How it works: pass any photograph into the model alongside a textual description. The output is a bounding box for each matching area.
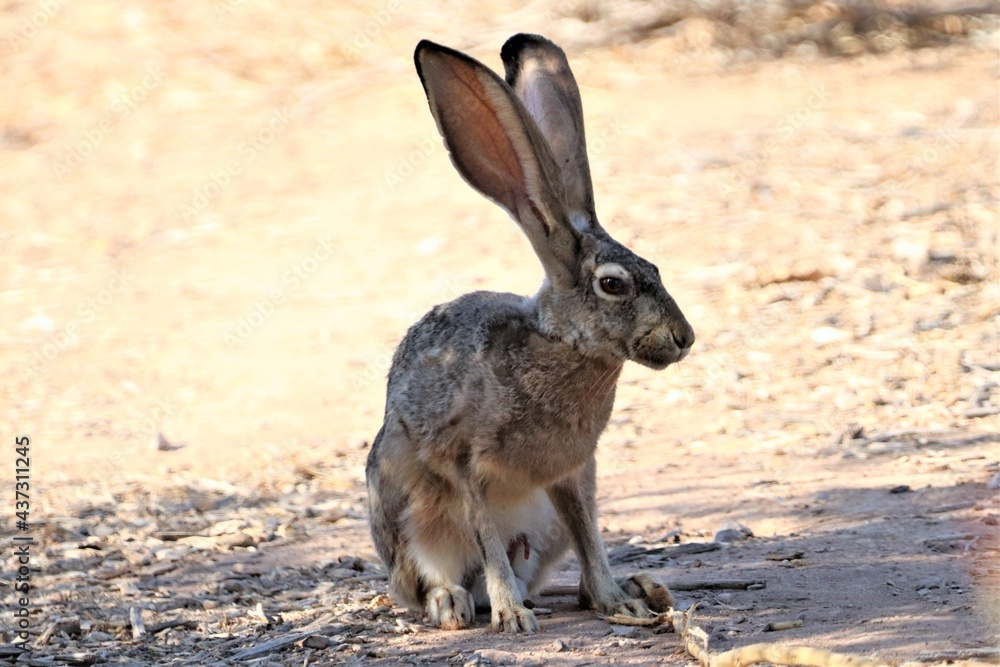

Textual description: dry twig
[914,647,1000,663]
[672,605,889,667]
[765,619,805,632]
[541,578,765,598]
[229,613,338,661]
[128,607,146,641]
[601,612,673,627]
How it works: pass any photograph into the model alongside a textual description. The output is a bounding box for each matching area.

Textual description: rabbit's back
[387,290,529,389]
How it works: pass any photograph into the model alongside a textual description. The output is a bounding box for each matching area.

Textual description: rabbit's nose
[671,319,695,351]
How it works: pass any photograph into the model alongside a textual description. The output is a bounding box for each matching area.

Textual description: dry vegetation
[1,1,998,665]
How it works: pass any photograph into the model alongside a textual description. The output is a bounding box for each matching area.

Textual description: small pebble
[889,485,911,494]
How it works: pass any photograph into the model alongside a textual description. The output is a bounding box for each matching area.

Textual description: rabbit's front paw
[427,585,475,631]
[492,604,538,633]
[619,572,674,613]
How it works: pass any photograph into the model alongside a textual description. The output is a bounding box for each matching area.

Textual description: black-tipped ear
[414,39,581,290]
[501,34,599,232]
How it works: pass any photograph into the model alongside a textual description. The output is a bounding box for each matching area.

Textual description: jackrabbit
[366,33,694,633]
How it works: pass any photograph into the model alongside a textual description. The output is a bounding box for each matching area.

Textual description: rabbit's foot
[427,585,475,631]
[619,572,674,613]
[582,576,654,619]
[602,596,654,619]
[492,602,538,633]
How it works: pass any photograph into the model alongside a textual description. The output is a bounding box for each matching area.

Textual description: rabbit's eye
[598,276,627,296]
[594,263,631,300]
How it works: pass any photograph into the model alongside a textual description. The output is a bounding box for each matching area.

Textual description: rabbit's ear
[501,34,600,233]
[415,40,580,291]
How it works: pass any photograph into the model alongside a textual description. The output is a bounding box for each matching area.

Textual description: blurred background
[3,0,996,493]
[1,0,999,662]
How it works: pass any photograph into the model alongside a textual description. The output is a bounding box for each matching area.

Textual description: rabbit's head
[416,34,693,370]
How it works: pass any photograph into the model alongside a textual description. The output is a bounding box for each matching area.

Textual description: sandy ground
[1,2,999,665]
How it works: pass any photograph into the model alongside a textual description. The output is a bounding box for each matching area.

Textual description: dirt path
[2,2,998,665]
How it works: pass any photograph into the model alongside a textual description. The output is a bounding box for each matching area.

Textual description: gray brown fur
[366,33,693,633]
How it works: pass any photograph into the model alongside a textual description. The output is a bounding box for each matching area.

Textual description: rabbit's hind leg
[367,425,478,630]
[408,504,481,630]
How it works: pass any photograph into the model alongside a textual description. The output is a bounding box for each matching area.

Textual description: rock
[466,649,517,665]
[552,638,570,652]
[610,624,637,638]
[208,519,245,536]
[810,326,850,346]
[298,635,328,649]
[713,523,753,543]
[152,546,188,562]
[51,616,83,638]
[176,536,217,550]
[892,234,931,273]
[216,532,254,549]
[118,581,141,596]
[154,432,183,451]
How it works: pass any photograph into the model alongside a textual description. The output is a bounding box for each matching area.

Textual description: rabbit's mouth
[631,324,693,370]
